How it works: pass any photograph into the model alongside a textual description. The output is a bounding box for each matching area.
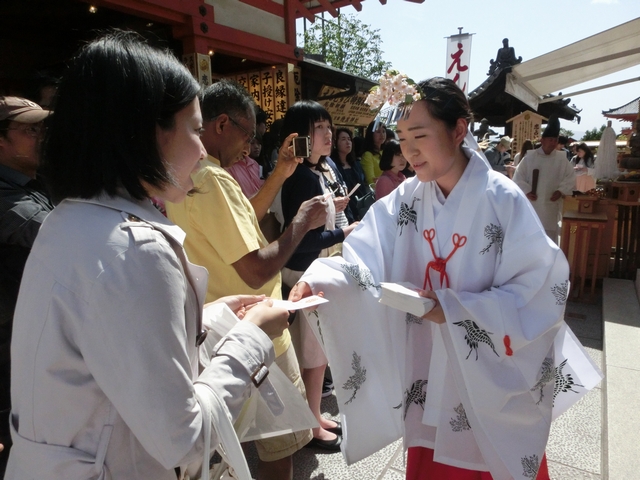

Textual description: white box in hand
[378,282,436,317]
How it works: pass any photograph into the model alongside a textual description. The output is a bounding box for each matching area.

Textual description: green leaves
[581,125,607,141]
[301,14,392,81]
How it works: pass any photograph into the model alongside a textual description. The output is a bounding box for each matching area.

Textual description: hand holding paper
[271,295,328,311]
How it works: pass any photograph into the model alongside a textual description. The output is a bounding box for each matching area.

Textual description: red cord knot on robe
[423,229,467,290]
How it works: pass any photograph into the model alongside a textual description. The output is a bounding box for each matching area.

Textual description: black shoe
[304,435,342,452]
[322,377,334,397]
[326,421,342,436]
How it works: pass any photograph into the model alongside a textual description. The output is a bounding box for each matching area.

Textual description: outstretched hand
[293,195,329,232]
[242,299,291,338]
[207,294,266,319]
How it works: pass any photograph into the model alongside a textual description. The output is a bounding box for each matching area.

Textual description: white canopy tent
[505,17,640,110]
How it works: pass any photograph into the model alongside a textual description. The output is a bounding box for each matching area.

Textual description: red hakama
[406,447,550,480]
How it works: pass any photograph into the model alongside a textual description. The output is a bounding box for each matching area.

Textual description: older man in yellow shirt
[167,80,328,480]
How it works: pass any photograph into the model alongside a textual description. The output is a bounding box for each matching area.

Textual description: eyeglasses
[228,116,256,143]
[1,126,41,137]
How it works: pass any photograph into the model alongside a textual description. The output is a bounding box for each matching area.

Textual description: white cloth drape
[595,124,619,180]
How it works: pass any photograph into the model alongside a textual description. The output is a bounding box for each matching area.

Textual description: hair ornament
[365,70,423,127]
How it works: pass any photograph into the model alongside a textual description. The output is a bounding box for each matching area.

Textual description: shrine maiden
[290,77,601,480]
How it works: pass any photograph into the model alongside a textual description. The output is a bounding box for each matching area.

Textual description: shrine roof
[602,96,640,122]
[467,66,581,127]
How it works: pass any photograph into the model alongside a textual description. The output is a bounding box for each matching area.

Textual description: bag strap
[195,383,252,480]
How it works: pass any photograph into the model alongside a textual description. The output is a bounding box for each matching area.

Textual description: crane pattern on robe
[449,403,471,432]
[554,359,583,401]
[551,280,569,305]
[342,263,380,291]
[343,351,367,405]
[479,223,504,255]
[397,197,420,236]
[453,319,500,360]
[393,379,428,420]
[521,453,540,479]
[530,357,554,405]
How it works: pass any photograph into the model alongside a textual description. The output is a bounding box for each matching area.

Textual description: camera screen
[293,136,310,158]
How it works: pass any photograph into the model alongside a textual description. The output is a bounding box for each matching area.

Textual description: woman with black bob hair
[279,100,357,451]
[7,31,289,480]
[290,76,599,479]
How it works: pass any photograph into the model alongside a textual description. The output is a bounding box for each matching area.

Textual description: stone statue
[487,38,522,76]
[473,118,497,141]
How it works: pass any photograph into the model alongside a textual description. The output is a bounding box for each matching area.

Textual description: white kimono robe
[299,149,601,480]
[512,148,575,242]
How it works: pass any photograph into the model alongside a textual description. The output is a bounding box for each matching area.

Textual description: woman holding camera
[279,101,357,451]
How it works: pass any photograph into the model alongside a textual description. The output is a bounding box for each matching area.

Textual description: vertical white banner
[445,34,472,95]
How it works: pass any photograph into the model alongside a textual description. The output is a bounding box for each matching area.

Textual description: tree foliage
[581,125,607,141]
[301,14,392,81]
[559,128,574,139]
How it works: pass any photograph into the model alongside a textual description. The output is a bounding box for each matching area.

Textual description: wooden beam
[314,0,339,17]
[177,16,300,64]
[85,0,188,24]
[238,0,284,18]
[295,0,315,22]
[305,0,362,14]
[284,0,297,46]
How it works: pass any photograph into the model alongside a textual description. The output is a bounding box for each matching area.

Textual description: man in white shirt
[513,115,576,244]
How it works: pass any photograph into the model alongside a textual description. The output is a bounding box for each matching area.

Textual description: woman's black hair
[576,142,595,167]
[362,120,385,155]
[353,135,365,159]
[331,127,356,167]
[385,127,397,143]
[379,140,403,171]
[43,30,201,201]
[416,77,473,131]
[280,100,332,171]
[519,139,534,158]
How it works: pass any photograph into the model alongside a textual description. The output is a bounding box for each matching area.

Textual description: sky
[297,0,640,139]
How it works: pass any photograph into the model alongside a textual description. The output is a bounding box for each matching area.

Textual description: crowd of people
[0,31,601,480]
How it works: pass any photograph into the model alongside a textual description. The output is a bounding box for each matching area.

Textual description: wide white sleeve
[82,233,274,470]
[298,198,408,464]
